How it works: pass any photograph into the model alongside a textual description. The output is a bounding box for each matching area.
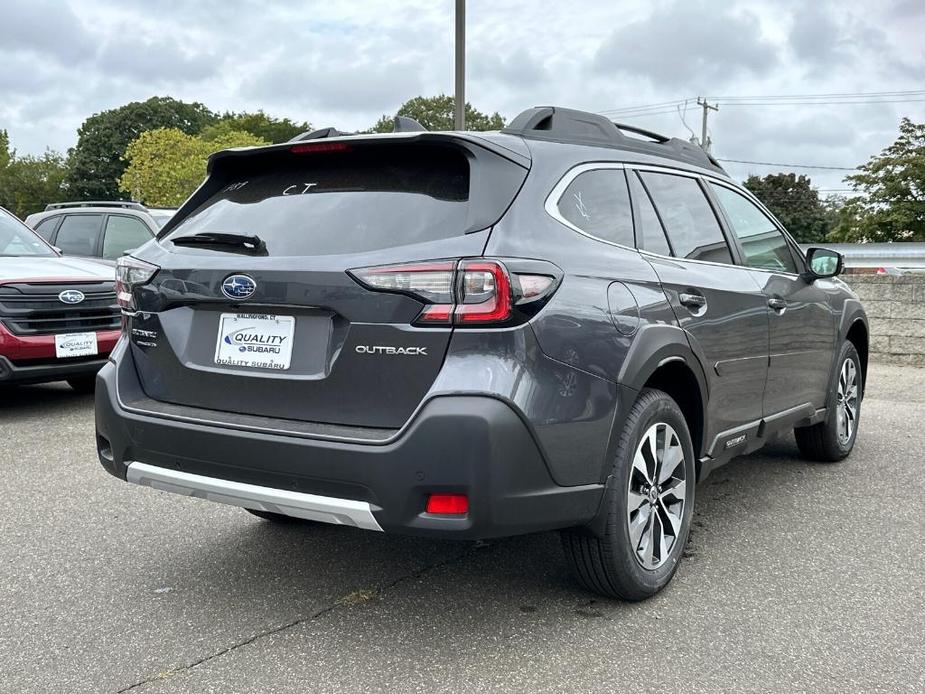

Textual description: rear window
[165,144,472,256]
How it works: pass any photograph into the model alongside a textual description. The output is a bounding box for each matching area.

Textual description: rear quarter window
[555,168,634,247]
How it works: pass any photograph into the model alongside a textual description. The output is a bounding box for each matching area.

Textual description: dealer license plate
[214,313,295,371]
[55,332,98,359]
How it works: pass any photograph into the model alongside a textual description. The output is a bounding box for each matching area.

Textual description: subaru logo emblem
[221,274,257,300]
[58,289,85,304]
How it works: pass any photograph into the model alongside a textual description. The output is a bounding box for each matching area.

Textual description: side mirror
[803,247,843,281]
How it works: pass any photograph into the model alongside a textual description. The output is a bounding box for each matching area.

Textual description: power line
[598,90,925,116]
[717,158,857,171]
[716,99,925,107]
[706,89,925,101]
[598,99,688,115]
[611,108,692,120]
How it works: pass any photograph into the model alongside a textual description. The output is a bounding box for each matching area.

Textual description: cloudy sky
[2,0,923,191]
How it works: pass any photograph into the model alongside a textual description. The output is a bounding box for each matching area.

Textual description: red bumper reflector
[426,493,469,515]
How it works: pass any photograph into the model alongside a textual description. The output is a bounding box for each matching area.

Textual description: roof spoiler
[502,106,725,173]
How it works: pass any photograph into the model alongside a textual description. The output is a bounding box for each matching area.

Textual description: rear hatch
[127,135,528,429]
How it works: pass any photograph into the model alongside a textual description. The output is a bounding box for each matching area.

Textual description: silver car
[24,202,175,261]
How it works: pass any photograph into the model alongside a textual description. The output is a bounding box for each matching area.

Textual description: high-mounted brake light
[115,256,159,312]
[290,142,351,154]
[348,259,558,327]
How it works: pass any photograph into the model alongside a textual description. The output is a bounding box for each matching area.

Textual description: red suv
[0,206,121,391]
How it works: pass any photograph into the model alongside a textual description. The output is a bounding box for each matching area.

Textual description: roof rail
[392,116,427,133]
[45,201,146,212]
[289,127,351,142]
[501,106,725,174]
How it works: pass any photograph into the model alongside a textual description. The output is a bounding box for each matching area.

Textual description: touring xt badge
[355,345,428,356]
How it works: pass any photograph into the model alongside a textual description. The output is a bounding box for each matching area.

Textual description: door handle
[679,292,707,309]
[768,297,787,311]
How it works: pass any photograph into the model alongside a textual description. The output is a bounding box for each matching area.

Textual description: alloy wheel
[626,422,687,570]
[836,358,859,445]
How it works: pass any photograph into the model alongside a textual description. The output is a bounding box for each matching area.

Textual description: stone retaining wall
[843,274,925,366]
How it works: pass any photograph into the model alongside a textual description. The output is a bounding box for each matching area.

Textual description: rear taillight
[455,261,512,324]
[115,256,159,312]
[349,259,557,327]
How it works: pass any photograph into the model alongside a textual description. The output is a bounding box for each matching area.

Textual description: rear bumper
[126,462,383,531]
[95,348,605,540]
[0,324,119,384]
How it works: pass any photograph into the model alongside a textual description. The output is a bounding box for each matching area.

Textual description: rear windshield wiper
[170,232,267,254]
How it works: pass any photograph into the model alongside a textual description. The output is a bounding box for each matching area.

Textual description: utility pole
[696,97,718,153]
[454,0,466,130]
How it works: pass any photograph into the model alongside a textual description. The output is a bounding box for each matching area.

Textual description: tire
[794,341,862,463]
[66,375,97,394]
[245,508,313,524]
[561,388,696,601]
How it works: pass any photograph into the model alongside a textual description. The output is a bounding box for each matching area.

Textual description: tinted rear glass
[165,145,471,256]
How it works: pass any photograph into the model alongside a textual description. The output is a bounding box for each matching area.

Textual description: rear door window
[55,214,103,256]
[640,172,733,265]
[709,184,799,274]
[34,217,60,242]
[102,215,152,260]
[165,144,477,256]
[555,168,634,247]
[629,172,671,256]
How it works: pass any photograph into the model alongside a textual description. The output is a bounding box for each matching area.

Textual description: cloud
[789,4,846,66]
[97,35,218,84]
[470,47,549,89]
[593,1,778,90]
[0,0,921,197]
[243,56,424,114]
[2,1,96,64]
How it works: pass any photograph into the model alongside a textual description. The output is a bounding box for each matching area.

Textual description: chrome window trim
[544,160,804,276]
[628,164,748,271]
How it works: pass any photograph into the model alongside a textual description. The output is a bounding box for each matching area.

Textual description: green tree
[0,153,69,219]
[743,173,832,243]
[118,127,267,207]
[369,95,505,133]
[66,96,217,201]
[0,131,69,218]
[210,111,310,143]
[0,130,10,169]
[830,117,925,242]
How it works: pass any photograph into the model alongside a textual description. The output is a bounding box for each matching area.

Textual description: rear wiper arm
[170,232,266,253]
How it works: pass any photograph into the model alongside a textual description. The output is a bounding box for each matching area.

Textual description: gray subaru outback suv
[95,107,868,599]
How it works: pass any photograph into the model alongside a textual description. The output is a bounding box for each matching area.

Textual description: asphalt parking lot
[1,363,923,694]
